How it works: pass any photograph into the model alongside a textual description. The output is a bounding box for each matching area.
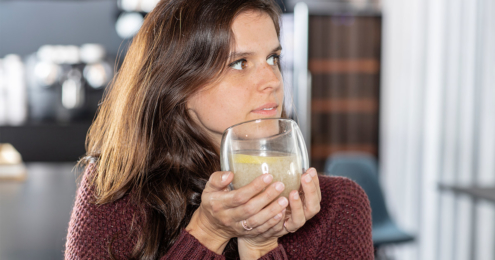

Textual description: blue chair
[324,153,414,247]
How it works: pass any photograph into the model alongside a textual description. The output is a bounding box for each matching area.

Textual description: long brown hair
[80,0,282,259]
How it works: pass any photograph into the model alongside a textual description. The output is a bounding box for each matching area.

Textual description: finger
[307,168,321,200]
[301,170,321,219]
[235,180,285,215]
[271,207,287,234]
[249,207,287,236]
[242,196,288,230]
[225,174,274,208]
[284,190,305,233]
[269,207,288,234]
[204,171,233,193]
[231,181,284,221]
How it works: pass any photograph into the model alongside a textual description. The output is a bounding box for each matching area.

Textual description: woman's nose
[255,63,282,92]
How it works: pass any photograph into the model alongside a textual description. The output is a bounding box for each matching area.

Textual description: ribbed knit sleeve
[65,166,141,259]
[279,175,374,259]
[164,231,288,259]
[323,176,374,259]
[162,230,225,259]
[258,244,288,260]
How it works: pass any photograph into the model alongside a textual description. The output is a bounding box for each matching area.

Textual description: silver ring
[241,220,253,231]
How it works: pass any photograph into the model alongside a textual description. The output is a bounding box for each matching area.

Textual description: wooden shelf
[311,144,378,160]
[309,59,380,74]
[312,98,378,113]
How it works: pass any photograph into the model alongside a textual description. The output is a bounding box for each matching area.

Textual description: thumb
[204,171,233,192]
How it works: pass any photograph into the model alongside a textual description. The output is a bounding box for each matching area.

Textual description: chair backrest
[324,153,390,226]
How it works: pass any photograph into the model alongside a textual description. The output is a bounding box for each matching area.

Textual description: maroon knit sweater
[65,166,373,259]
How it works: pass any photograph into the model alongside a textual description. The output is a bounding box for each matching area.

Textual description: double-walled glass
[220,118,309,199]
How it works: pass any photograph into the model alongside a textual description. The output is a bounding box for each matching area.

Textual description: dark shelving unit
[0,122,91,162]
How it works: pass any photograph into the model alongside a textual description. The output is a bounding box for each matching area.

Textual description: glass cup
[220,118,309,199]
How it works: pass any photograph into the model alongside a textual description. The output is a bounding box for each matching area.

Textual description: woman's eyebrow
[229,45,282,60]
[271,45,282,53]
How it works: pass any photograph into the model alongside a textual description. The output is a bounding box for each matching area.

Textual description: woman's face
[187,11,284,147]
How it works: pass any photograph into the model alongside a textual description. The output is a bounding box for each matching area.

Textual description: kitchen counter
[0,163,80,260]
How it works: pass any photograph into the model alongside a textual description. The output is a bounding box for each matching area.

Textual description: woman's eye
[267,55,280,66]
[230,59,247,70]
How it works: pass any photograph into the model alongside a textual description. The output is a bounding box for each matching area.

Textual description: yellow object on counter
[0,143,27,181]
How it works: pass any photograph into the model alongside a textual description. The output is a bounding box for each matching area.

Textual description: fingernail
[305,174,312,183]
[309,168,317,177]
[222,172,230,182]
[275,182,285,191]
[278,197,288,207]
[274,213,282,220]
[263,174,273,184]
[293,192,299,200]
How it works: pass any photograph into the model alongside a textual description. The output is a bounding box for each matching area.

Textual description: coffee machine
[25,44,113,123]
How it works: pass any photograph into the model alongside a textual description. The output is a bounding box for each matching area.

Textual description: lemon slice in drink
[232,154,281,164]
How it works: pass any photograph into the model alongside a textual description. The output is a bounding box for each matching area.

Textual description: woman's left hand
[283,167,322,232]
[238,167,322,258]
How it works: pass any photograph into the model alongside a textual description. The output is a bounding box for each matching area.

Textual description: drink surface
[231,151,302,199]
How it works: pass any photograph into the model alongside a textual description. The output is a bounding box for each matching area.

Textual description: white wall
[380,0,495,259]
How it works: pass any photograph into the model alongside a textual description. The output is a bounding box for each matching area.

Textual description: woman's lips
[251,103,278,116]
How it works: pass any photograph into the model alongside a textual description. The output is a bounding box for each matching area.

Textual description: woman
[65,0,373,259]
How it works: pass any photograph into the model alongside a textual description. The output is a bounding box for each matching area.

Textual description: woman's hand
[284,167,322,232]
[237,168,322,259]
[185,171,288,254]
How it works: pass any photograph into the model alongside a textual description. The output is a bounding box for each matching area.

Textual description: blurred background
[0,0,493,259]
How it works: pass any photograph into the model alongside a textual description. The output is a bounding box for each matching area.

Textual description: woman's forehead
[230,11,279,54]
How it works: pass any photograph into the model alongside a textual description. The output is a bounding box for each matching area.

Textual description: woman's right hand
[185,171,288,254]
